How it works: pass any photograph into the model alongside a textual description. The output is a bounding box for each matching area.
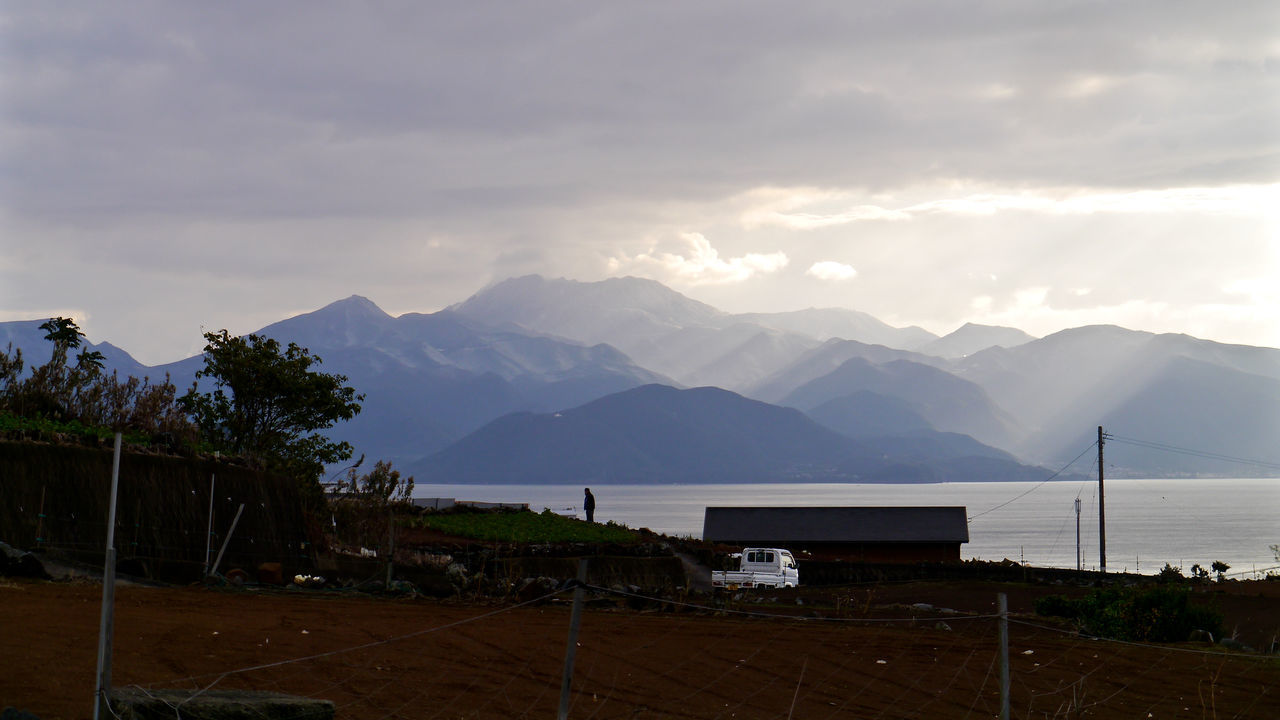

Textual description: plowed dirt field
[2,578,1277,719]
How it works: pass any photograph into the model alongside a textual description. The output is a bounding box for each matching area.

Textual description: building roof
[703,506,969,544]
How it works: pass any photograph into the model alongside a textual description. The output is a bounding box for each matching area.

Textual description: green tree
[39,317,85,359]
[21,317,106,420]
[2,318,195,448]
[180,330,363,484]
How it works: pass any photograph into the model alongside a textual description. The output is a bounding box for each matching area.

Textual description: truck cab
[711,547,799,589]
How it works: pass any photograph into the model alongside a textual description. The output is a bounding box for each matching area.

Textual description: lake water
[414,478,1280,578]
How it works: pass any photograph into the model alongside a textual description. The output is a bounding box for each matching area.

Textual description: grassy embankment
[409,508,638,544]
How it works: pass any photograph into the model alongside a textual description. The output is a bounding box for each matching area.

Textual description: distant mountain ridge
[921,323,1035,358]
[4,274,1278,480]
[451,275,942,390]
[408,384,1059,484]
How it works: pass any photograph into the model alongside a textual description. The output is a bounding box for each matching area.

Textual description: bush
[1035,585,1222,643]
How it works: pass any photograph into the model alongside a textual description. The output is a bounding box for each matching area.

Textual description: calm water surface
[414,478,1279,577]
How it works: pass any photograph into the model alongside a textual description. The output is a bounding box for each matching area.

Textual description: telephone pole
[1098,426,1106,574]
[1075,497,1082,572]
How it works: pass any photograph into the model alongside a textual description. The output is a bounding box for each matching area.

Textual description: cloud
[742,184,1280,229]
[1,2,1276,358]
[609,233,789,286]
[806,261,857,281]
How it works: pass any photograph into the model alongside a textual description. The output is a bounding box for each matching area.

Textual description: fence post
[998,592,1010,720]
[385,506,395,588]
[93,432,123,720]
[557,558,589,720]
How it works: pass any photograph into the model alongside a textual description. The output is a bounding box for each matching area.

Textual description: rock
[257,562,284,585]
[911,603,934,611]
[387,580,416,594]
[934,622,952,632]
[1188,629,1214,644]
[515,576,557,603]
[445,563,469,590]
[1219,637,1254,652]
[0,542,49,580]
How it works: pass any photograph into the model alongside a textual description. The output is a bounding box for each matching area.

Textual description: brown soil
[3,577,1277,720]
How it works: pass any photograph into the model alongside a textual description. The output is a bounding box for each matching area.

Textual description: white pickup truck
[711,548,799,589]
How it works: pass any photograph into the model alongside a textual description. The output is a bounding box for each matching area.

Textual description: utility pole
[1074,497,1081,572]
[1098,426,1106,574]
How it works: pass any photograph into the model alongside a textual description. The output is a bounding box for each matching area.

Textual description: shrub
[1034,585,1222,643]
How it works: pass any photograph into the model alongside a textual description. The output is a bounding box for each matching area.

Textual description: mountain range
[4,274,1278,482]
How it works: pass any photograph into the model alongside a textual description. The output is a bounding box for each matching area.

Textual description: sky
[2,2,1278,366]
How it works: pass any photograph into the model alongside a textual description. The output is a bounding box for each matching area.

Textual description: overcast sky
[2,2,1277,365]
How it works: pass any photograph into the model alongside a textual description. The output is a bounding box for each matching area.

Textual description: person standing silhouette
[583,487,596,523]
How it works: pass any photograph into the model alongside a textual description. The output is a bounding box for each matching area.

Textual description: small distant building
[413,497,458,511]
[703,506,969,563]
[412,498,530,511]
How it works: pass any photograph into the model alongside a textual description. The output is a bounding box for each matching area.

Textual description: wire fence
[97,583,1278,720]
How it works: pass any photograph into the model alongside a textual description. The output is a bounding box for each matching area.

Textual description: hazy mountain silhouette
[119,295,670,464]
[409,384,1057,484]
[734,308,936,349]
[5,276,1277,479]
[747,338,928,403]
[779,357,1015,449]
[805,390,933,437]
[921,323,1035,358]
[451,275,934,389]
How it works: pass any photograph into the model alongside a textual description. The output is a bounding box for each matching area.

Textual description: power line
[968,443,1097,522]
[1107,434,1280,471]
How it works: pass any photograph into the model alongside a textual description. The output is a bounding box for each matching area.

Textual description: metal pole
[998,592,1010,720]
[209,504,245,578]
[1075,497,1081,572]
[1098,426,1106,573]
[385,506,395,588]
[203,472,216,576]
[93,433,123,720]
[557,559,589,720]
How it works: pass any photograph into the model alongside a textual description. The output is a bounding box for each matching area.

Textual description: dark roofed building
[703,506,969,563]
